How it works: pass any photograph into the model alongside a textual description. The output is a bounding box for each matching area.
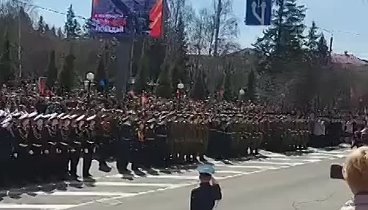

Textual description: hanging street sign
[245,0,272,26]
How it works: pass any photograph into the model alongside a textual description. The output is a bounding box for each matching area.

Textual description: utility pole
[213,0,222,57]
[18,3,22,79]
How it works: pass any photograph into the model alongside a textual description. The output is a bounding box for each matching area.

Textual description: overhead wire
[7,0,368,38]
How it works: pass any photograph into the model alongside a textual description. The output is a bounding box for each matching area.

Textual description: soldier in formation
[0,105,347,188]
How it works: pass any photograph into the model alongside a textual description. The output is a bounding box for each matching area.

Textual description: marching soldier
[155,115,168,167]
[0,113,13,187]
[96,115,112,173]
[143,118,156,168]
[80,115,95,179]
[27,112,40,182]
[45,113,59,179]
[57,113,70,180]
[116,115,134,173]
[68,114,81,180]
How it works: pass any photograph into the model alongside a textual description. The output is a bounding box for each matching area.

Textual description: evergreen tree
[59,53,76,92]
[247,70,256,101]
[317,33,329,65]
[191,70,207,100]
[37,15,45,33]
[156,63,173,98]
[0,37,13,84]
[45,24,50,33]
[172,15,189,86]
[306,21,319,51]
[223,70,234,101]
[253,0,307,71]
[136,53,150,93]
[64,4,81,39]
[95,57,106,91]
[46,50,58,89]
[57,27,64,39]
[305,21,320,62]
[51,26,57,37]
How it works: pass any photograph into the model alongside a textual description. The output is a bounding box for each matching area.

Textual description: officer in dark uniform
[116,115,133,173]
[190,165,222,210]
[83,115,96,179]
[27,112,40,182]
[12,112,29,184]
[58,113,71,180]
[95,114,112,173]
[69,114,81,180]
[0,113,13,187]
[32,114,48,180]
[143,118,156,168]
[45,113,59,180]
[155,115,168,167]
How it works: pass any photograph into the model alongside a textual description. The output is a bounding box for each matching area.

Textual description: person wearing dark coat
[190,165,222,210]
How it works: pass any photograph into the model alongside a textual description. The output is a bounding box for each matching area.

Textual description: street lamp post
[177,82,184,109]
[239,88,245,101]
[86,72,95,101]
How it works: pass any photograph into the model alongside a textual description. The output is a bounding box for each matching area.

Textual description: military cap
[57,113,66,119]
[28,112,38,119]
[1,116,12,125]
[0,110,6,117]
[86,115,96,121]
[69,114,78,120]
[11,112,21,118]
[76,115,85,122]
[19,113,28,120]
[147,118,156,123]
[1,121,10,128]
[43,114,52,119]
[49,113,58,120]
[121,116,129,122]
[61,115,70,120]
[34,114,44,121]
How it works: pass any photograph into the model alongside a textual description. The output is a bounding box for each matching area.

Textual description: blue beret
[197,164,215,175]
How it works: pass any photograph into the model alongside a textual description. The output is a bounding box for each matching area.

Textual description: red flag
[150,0,163,38]
[38,77,47,96]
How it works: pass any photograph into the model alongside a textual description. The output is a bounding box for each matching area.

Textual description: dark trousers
[115,140,131,172]
[131,141,141,170]
[155,137,167,167]
[96,144,109,167]
[69,149,80,177]
[82,148,93,177]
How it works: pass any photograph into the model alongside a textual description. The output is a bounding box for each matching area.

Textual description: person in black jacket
[190,165,222,210]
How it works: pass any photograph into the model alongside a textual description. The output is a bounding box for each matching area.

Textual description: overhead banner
[91,0,163,37]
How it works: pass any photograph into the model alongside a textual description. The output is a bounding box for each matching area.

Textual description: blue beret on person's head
[197,164,215,175]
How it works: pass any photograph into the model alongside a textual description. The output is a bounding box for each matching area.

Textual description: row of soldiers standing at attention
[0,105,317,187]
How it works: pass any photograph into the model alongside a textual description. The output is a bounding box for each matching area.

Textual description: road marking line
[216,170,244,174]
[84,181,180,187]
[305,155,332,159]
[216,165,278,170]
[108,174,199,180]
[267,157,320,163]
[33,191,137,197]
[246,161,305,166]
[0,204,77,209]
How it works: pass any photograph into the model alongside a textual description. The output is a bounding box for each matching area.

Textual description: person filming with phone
[332,146,368,210]
[190,164,222,210]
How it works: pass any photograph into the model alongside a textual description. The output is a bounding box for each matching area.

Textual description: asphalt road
[0,148,352,210]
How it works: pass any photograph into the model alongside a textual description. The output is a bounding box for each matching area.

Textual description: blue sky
[34,0,368,58]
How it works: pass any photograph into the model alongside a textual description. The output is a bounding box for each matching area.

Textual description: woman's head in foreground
[344,146,368,194]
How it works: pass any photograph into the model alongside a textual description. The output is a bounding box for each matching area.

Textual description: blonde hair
[344,146,368,194]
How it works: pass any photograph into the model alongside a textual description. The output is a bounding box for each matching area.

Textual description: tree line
[0,0,366,109]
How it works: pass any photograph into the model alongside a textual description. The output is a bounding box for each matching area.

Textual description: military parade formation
[0,86,359,188]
